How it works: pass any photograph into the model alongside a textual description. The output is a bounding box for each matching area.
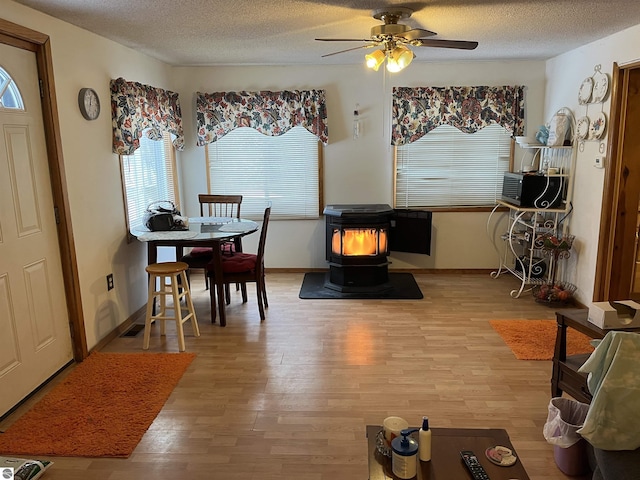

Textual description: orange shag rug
[490,319,595,360]
[0,351,195,458]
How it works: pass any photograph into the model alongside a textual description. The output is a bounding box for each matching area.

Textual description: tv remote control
[460,450,490,480]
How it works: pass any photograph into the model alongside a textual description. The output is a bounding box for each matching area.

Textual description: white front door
[0,43,73,417]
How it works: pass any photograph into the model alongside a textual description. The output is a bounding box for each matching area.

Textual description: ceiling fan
[315,7,478,72]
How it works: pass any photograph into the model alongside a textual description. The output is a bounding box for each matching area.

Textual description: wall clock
[78,87,100,120]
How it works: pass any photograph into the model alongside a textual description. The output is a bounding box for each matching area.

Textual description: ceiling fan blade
[414,39,479,50]
[399,28,437,41]
[321,44,378,57]
[316,38,372,42]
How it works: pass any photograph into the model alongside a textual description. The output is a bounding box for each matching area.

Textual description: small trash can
[543,397,591,476]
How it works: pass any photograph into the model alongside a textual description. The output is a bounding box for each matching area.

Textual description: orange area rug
[490,319,594,360]
[0,351,195,458]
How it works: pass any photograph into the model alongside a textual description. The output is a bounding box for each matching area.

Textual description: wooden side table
[551,308,640,402]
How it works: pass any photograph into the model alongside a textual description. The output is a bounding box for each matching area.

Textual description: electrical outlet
[595,156,605,169]
[107,273,114,291]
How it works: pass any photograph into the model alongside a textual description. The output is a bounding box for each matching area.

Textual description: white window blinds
[395,124,512,208]
[120,132,178,230]
[207,126,321,219]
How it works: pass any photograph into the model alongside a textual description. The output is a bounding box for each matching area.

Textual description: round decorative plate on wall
[592,72,609,103]
[576,116,590,140]
[578,77,593,105]
[78,87,100,120]
[589,112,607,139]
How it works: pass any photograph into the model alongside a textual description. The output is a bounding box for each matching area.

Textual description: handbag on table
[143,200,188,231]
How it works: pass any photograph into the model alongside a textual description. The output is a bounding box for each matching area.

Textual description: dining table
[133,216,259,326]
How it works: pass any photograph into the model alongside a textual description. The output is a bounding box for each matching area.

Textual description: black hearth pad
[299,272,423,300]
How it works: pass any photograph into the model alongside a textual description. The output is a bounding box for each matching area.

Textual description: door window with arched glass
[0,66,25,111]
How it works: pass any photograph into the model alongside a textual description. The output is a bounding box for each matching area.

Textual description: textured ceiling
[12,0,640,66]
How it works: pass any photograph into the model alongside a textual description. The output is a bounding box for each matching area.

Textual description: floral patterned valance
[195,90,328,145]
[391,85,525,146]
[110,77,185,155]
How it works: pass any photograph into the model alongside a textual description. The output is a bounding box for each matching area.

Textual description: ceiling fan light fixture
[386,45,414,72]
[385,58,402,73]
[365,49,386,71]
[317,8,479,66]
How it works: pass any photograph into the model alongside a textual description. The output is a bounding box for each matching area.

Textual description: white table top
[132,217,258,242]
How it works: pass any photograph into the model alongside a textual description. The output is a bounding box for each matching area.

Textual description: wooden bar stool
[143,261,200,352]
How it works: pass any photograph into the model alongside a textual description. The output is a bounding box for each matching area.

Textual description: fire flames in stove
[331,228,388,256]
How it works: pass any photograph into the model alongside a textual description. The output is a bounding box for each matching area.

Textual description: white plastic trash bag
[543,397,590,448]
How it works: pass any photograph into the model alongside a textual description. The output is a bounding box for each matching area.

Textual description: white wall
[3,1,174,348]
[545,23,640,304]
[173,61,546,270]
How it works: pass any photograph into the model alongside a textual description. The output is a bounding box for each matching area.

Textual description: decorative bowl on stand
[532,281,577,306]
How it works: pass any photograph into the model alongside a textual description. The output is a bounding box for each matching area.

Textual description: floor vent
[120,324,145,337]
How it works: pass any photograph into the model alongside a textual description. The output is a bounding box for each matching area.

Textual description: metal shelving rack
[488,144,576,298]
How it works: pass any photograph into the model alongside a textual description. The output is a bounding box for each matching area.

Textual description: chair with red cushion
[207,206,270,323]
[180,194,242,289]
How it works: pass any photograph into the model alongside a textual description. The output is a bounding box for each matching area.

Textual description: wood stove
[323,204,394,293]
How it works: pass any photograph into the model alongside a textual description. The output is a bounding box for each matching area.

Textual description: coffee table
[366,425,530,479]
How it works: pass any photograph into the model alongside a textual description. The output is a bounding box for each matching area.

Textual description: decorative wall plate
[592,72,609,103]
[578,77,593,105]
[589,112,607,139]
[576,116,590,140]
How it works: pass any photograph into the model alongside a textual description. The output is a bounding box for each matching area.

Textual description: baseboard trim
[92,304,147,352]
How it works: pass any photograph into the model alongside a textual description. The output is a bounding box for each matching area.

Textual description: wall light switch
[595,156,605,169]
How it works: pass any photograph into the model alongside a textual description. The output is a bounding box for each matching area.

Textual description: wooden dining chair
[180,194,243,289]
[207,206,271,324]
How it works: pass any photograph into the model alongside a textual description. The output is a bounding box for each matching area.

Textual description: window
[120,131,179,230]
[0,66,24,110]
[395,124,512,208]
[206,126,321,219]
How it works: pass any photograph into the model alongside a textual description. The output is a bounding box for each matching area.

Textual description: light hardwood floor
[1,272,590,480]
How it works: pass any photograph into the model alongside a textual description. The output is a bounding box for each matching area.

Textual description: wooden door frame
[0,18,88,361]
[594,61,640,301]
